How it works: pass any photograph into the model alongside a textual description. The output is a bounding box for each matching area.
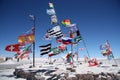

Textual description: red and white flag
[5,44,21,52]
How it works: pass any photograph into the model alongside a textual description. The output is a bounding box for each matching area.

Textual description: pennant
[39,43,51,55]
[47,25,63,38]
[5,44,21,52]
[49,2,54,8]
[18,34,34,45]
[47,9,56,15]
[62,19,71,27]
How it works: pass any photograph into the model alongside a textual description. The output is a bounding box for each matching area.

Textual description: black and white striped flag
[39,43,51,55]
[47,25,63,38]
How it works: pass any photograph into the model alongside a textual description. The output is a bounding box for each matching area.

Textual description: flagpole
[29,15,36,67]
[33,16,35,67]
[77,43,78,61]
[106,40,117,66]
[82,39,90,59]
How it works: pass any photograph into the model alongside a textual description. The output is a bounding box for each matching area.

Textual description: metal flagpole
[29,14,35,67]
[106,40,118,66]
[82,38,90,59]
[33,15,35,67]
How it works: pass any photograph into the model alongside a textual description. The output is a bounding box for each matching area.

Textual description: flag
[39,43,51,55]
[16,44,32,59]
[18,34,34,45]
[105,41,111,50]
[65,23,76,27]
[48,47,61,57]
[61,19,71,27]
[107,53,114,60]
[100,41,111,50]
[61,37,72,45]
[44,33,52,40]
[48,46,65,57]
[74,35,82,43]
[100,44,106,50]
[20,54,28,59]
[70,25,78,33]
[49,2,54,8]
[47,25,63,38]
[101,51,107,56]
[47,9,56,15]
[29,14,35,21]
[5,44,21,52]
[23,44,32,53]
[26,27,35,34]
[65,51,73,63]
[51,14,58,25]
[58,44,67,51]
[79,48,86,51]
[70,30,80,38]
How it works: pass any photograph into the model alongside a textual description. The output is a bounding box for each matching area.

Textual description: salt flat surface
[0,58,120,80]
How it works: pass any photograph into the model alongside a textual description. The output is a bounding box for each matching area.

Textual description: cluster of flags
[5,27,34,60]
[100,41,114,60]
[39,43,67,57]
[39,2,83,64]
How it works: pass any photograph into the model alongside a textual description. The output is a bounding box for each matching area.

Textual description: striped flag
[61,37,72,45]
[39,43,51,55]
[47,25,63,38]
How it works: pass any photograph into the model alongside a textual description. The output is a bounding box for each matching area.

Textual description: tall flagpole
[106,40,117,66]
[29,14,35,67]
[33,16,36,67]
[33,15,35,67]
[82,39,90,59]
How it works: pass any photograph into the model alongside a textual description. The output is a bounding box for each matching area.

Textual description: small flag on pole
[49,2,54,8]
[29,14,35,21]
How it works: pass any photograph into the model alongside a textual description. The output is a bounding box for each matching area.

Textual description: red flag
[5,44,21,52]
[58,44,66,51]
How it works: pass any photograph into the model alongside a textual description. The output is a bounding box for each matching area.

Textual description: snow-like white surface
[0,58,120,80]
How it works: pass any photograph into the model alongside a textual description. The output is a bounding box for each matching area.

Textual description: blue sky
[0,0,120,58]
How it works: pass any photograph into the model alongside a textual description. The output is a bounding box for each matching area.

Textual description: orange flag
[18,34,34,45]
